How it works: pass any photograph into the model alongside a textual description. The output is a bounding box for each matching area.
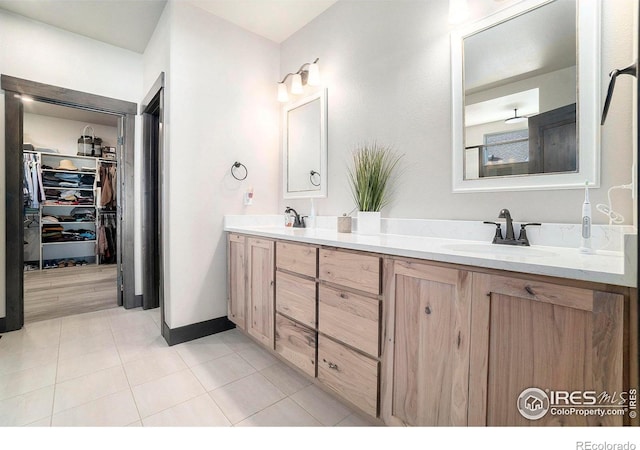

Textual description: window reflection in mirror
[462,0,577,180]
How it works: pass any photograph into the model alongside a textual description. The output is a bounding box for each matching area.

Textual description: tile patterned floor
[0,307,378,427]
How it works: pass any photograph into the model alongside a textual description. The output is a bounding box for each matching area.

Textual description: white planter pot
[357,211,381,235]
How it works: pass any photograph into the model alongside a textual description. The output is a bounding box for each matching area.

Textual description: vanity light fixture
[277,58,320,102]
[504,108,527,124]
[290,73,303,94]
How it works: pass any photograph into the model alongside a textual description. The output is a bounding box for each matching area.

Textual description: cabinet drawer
[275,313,316,377]
[318,335,378,417]
[228,233,245,243]
[319,285,379,357]
[276,271,316,328]
[276,241,317,278]
[319,248,380,295]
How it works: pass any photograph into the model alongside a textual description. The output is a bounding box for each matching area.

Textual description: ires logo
[549,391,598,405]
[517,388,550,420]
[517,388,637,420]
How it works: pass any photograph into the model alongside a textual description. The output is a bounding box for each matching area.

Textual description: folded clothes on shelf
[42,228,96,242]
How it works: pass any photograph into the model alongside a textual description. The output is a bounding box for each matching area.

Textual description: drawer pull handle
[524,285,535,296]
[340,292,348,299]
[328,362,339,370]
[425,306,432,315]
[457,331,461,349]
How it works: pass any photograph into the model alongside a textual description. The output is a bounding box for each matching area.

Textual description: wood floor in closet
[24,264,118,323]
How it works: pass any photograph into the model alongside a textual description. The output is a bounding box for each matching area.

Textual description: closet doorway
[2,75,137,332]
[141,73,164,334]
[23,102,119,322]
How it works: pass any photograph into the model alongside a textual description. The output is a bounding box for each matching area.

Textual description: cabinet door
[381,259,472,426]
[247,237,275,348]
[227,234,246,329]
[469,274,624,426]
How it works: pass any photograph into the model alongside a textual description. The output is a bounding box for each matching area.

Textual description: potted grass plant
[347,142,403,234]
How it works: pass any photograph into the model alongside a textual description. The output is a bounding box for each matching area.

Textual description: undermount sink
[442,243,557,258]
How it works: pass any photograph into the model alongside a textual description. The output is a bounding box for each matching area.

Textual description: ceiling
[464,0,576,94]
[0,0,337,53]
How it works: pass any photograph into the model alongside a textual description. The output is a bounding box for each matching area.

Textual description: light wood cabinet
[468,273,625,426]
[274,241,318,375]
[381,258,472,426]
[318,335,379,417]
[319,248,381,295]
[275,313,317,377]
[317,247,382,416]
[276,241,317,278]
[275,271,316,328]
[318,284,380,357]
[227,233,633,427]
[227,233,246,329]
[247,237,275,348]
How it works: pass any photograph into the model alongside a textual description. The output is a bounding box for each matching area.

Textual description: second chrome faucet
[484,209,540,246]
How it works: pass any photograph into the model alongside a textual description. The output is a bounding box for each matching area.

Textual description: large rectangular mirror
[283,89,328,199]
[451,0,601,192]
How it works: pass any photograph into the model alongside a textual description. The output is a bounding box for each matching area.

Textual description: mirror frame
[282,88,328,199]
[451,0,601,193]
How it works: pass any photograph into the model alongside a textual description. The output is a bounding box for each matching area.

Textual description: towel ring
[309,170,320,186]
[231,162,248,181]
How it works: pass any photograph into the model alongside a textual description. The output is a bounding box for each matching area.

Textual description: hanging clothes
[23,153,44,209]
[98,212,117,264]
[99,162,117,209]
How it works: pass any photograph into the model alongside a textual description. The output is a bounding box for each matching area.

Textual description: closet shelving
[23,151,118,270]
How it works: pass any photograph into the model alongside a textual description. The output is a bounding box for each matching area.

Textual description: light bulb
[291,73,303,94]
[277,82,289,102]
[307,62,320,86]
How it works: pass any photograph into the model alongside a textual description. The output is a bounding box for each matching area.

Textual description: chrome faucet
[285,207,306,228]
[484,209,540,246]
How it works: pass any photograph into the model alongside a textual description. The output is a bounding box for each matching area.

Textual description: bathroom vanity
[225,219,637,427]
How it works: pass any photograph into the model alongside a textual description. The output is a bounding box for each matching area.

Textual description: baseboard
[135,295,143,307]
[0,317,6,334]
[162,316,235,346]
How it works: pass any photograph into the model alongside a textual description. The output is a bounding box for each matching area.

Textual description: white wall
[0,9,143,319]
[151,2,280,329]
[279,0,636,227]
[24,113,118,154]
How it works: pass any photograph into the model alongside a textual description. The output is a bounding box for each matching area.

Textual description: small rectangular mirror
[283,89,327,199]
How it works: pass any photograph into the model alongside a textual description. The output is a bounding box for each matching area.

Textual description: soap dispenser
[284,210,294,227]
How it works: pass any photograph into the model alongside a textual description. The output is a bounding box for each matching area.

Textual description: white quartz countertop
[224,224,637,288]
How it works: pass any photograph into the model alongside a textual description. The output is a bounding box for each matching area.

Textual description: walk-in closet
[21,101,120,322]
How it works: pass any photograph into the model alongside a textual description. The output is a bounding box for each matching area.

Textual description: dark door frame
[140,72,165,338]
[1,74,138,332]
